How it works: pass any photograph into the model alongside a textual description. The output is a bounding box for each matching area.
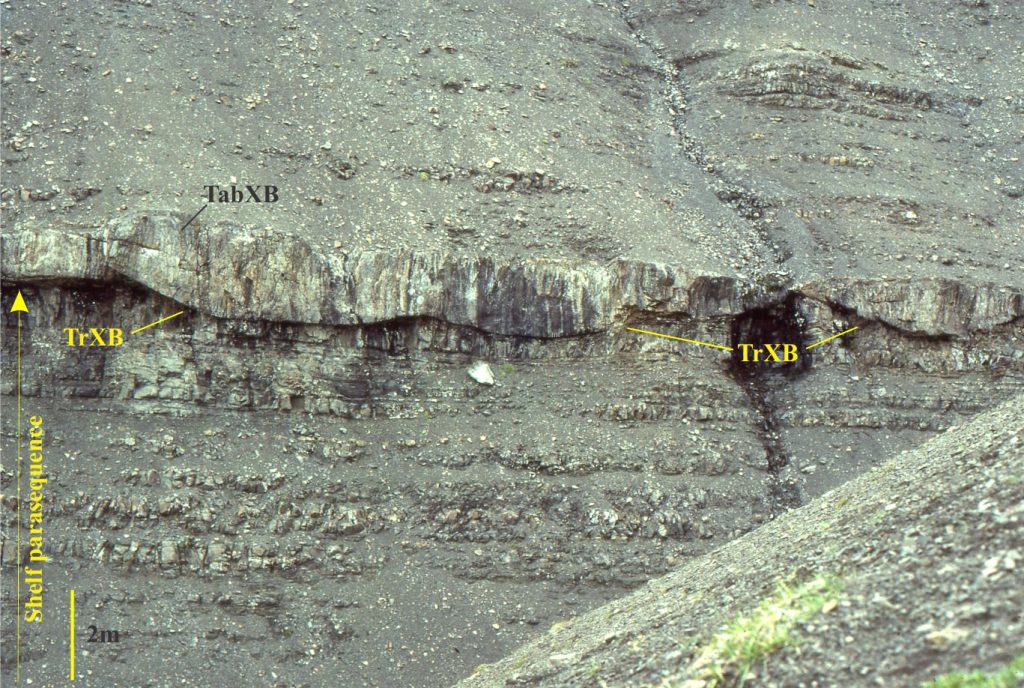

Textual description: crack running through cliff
[611,1,786,265]
[611,1,814,514]
[728,294,810,515]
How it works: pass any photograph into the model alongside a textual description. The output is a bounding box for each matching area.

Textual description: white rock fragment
[160,540,179,565]
[467,361,495,385]
[925,625,968,649]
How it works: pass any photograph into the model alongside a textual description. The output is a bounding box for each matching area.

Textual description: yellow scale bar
[70,589,76,680]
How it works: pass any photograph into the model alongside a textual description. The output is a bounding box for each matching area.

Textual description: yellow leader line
[805,326,860,350]
[625,327,734,352]
[130,310,185,335]
[70,589,76,680]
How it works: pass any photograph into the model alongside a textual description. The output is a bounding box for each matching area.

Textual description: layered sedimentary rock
[457,393,1024,688]
[4,216,1022,498]
[3,212,770,333]
[7,213,1024,334]
[2,1,1022,687]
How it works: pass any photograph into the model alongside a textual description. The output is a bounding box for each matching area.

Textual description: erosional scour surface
[1,1,1021,687]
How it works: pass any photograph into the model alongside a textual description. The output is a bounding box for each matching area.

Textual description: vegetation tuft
[669,573,841,688]
[923,655,1024,688]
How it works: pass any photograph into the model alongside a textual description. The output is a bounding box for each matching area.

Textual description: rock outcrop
[456,393,1024,688]
[1,1,1022,686]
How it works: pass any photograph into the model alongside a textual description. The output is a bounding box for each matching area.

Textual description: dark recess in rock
[728,295,812,512]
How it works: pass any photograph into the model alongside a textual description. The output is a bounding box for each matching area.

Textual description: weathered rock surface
[4,216,1022,335]
[2,214,775,331]
[1,1,1022,687]
[457,393,1024,687]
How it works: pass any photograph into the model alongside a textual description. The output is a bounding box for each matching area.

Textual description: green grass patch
[676,574,841,687]
[549,619,571,633]
[923,655,1024,688]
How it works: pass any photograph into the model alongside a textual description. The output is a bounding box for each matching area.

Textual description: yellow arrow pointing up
[10,289,27,681]
[10,291,28,313]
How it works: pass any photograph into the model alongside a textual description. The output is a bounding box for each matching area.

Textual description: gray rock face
[456,393,1024,688]
[6,214,1023,336]
[622,0,1024,285]
[1,1,1022,687]
[3,213,766,332]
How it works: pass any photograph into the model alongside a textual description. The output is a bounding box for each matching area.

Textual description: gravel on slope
[457,393,1024,688]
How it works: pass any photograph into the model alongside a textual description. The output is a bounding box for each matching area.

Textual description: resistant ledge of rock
[6,215,1022,341]
[1,213,777,336]
[799,278,1024,336]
